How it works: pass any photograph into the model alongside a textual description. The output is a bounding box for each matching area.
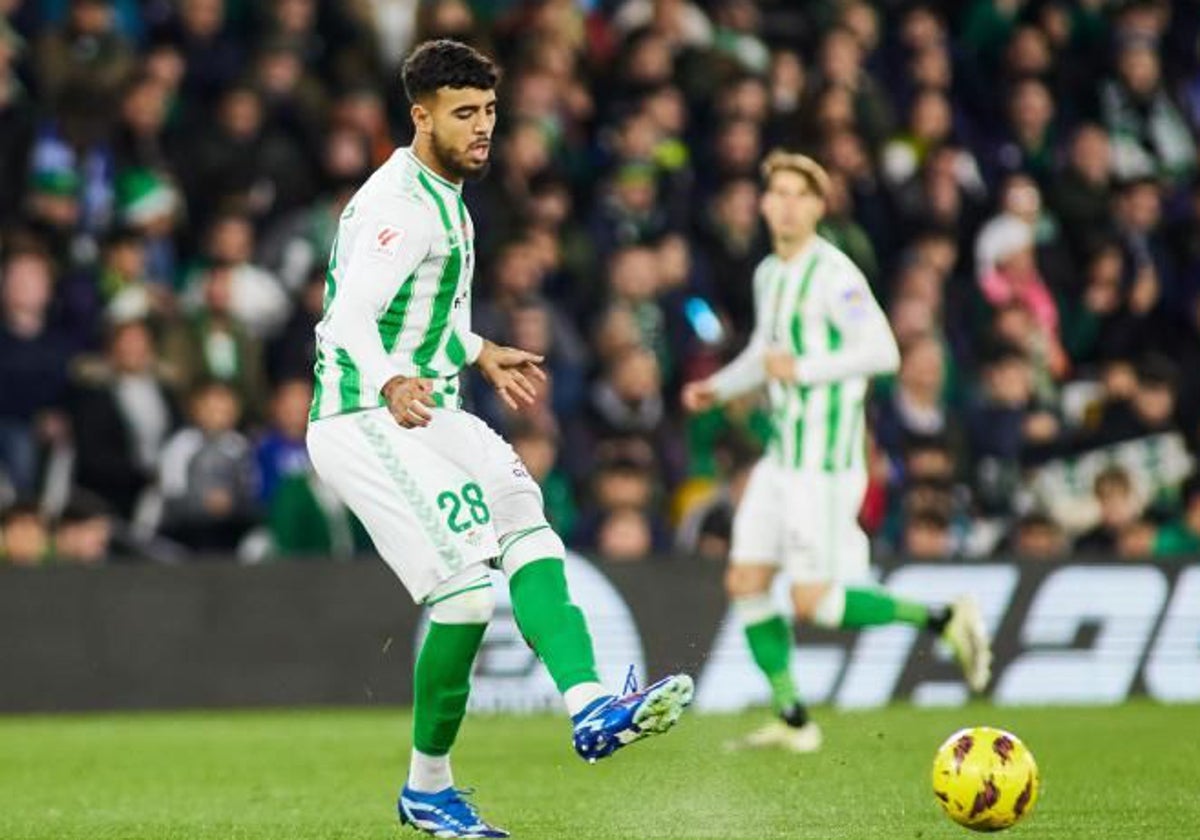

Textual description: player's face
[416,86,498,181]
[760,170,824,243]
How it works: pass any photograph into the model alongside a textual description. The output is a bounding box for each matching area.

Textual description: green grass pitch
[2,702,1197,839]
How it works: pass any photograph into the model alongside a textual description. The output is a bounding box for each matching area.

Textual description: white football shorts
[307,406,544,602]
[730,458,870,584]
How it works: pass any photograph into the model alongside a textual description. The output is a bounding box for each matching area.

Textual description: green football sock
[841,587,929,629]
[744,615,800,712]
[509,558,600,692]
[412,621,487,757]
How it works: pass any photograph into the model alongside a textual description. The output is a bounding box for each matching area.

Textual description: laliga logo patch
[371,224,403,259]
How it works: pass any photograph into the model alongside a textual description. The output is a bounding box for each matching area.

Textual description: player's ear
[411,100,432,137]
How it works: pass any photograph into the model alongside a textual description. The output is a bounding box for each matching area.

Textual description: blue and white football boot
[398,785,509,839]
[571,668,695,762]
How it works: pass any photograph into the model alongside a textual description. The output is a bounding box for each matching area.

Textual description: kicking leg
[495,491,693,761]
[795,582,992,692]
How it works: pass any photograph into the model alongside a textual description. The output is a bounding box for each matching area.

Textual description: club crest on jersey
[371,224,403,259]
[841,286,869,320]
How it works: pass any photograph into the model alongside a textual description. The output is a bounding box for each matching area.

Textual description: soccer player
[681,151,991,753]
[306,41,694,838]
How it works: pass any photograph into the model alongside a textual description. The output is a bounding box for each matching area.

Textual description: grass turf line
[1,701,1196,840]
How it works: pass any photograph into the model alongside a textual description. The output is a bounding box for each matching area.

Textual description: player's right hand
[382,375,437,428]
[681,380,718,413]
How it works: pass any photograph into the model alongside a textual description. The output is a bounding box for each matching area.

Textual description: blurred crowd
[2,0,1200,567]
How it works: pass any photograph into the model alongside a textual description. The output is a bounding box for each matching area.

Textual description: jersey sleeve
[709,263,770,402]
[323,200,435,394]
[793,256,899,386]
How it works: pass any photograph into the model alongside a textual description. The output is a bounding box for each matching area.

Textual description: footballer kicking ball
[932,726,1039,831]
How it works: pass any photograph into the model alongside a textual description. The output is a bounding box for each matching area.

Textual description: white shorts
[730,459,870,584]
[306,407,544,603]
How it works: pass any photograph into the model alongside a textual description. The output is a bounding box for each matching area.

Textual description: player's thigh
[730,459,785,574]
[779,470,835,584]
[782,470,870,585]
[307,409,498,602]
[403,411,543,536]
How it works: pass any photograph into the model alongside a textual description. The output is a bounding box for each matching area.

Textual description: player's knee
[793,583,842,627]
[499,524,565,578]
[429,584,496,625]
[725,564,772,599]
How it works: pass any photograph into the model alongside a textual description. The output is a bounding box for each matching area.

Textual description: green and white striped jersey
[310,148,483,421]
[710,236,898,473]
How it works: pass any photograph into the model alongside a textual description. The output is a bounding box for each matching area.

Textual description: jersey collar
[402,147,463,193]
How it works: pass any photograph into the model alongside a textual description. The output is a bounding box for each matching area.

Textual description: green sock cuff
[509,557,600,693]
[744,615,799,712]
[413,621,487,756]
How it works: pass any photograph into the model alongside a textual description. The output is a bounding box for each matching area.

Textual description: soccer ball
[932,726,1039,832]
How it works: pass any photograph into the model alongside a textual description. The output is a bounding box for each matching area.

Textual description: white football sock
[408,749,453,793]
[564,681,608,717]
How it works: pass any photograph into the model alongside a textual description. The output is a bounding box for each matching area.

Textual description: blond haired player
[682,151,991,752]
[306,40,693,838]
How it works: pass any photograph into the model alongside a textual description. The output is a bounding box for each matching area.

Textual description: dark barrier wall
[1,556,1197,713]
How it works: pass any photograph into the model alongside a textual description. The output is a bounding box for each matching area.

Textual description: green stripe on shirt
[413,172,461,373]
[822,322,844,471]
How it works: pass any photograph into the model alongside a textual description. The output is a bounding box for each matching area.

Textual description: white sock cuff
[564,681,607,718]
[733,593,778,626]
[408,749,453,793]
[812,584,847,629]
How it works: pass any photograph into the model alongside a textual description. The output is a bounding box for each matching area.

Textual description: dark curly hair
[401,39,499,103]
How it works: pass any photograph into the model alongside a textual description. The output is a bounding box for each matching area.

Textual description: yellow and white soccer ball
[932,726,1039,832]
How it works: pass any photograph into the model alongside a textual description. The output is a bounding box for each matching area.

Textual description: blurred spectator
[1076,465,1145,555]
[266,267,323,385]
[181,213,291,340]
[574,456,670,558]
[172,83,313,230]
[155,0,243,108]
[594,506,656,562]
[254,378,312,505]
[694,177,764,337]
[53,491,114,564]
[966,342,1059,514]
[1050,124,1115,263]
[674,444,755,563]
[33,0,136,120]
[68,319,179,518]
[904,507,953,560]
[159,380,257,551]
[0,502,50,566]
[0,18,34,226]
[975,213,1067,380]
[873,333,960,464]
[588,345,666,444]
[0,245,73,494]
[1101,37,1196,185]
[162,263,270,423]
[510,421,577,538]
[1010,511,1068,560]
[111,167,182,288]
[1155,475,1200,558]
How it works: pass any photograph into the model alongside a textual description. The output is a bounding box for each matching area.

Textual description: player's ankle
[780,703,809,729]
[926,605,952,634]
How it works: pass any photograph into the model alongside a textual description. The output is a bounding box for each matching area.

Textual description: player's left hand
[764,349,798,383]
[476,340,547,410]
